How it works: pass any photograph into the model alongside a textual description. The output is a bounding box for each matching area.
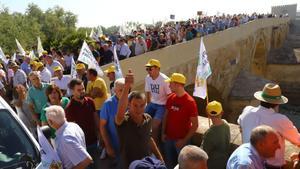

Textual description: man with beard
[65,79,100,169]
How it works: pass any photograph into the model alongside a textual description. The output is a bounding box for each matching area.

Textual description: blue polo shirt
[227,143,266,169]
[99,95,119,153]
[27,83,49,114]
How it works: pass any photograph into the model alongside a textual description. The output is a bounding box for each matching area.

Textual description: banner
[70,56,77,78]
[37,127,61,166]
[113,45,123,79]
[78,41,103,76]
[193,37,212,99]
[37,37,44,57]
[15,39,26,56]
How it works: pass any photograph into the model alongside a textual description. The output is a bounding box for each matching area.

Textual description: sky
[0,0,299,27]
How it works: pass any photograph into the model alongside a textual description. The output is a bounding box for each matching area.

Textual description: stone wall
[101,18,290,102]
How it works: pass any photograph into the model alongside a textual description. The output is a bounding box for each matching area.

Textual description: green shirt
[40,97,70,122]
[202,120,231,169]
[27,83,50,114]
[40,97,70,138]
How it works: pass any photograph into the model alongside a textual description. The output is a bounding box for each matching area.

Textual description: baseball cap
[165,73,186,84]
[104,65,115,74]
[145,59,161,68]
[53,66,62,72]
[76,63,86,70]
[206,101,223,116]
[35,62,44,69]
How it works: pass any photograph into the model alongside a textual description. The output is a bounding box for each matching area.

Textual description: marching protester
[10,62,27,88]
[227,125,281,168]
[75,63,88,89]
[99,78,125,168]
[86,68,108,112]
[52,66,72,96]
[115,69,163,169]
[144,59,171,145]
[175,145,208,169]
[27,71,49,126]
[238,83,300,168]
[36,61,51,83]
[162,73,198,169]
[202,101,230,169]
[65,79,101,169]
[104,65,116,96]
[45,105,93,169]
[44,54,64,76]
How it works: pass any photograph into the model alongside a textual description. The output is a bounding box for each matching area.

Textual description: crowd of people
[0,12,298,169]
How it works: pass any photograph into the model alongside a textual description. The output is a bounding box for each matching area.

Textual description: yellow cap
[76,63,86,70]
[53,66,62,72]
[35,62,44,69]
[206,101,223,116]
[42,51,48,55]
[165,73,186,84]
[30,60,37,65]
[104,65,115,74]
[145,59,161,68]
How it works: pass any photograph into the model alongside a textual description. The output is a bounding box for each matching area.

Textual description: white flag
[96,26,103,37]
[89,28,98,41]
[0,47,8,65]
[11,53,16,62]
[15,39,26,56]
[37,37,44,57]
[113,45,123,79]
[78,41,103,76]
[37,127,61,165]
[193,37,212,99]
[29,50,37,60]
[70,56,77,78]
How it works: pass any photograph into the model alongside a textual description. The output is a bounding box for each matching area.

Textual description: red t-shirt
[165,92,198,140]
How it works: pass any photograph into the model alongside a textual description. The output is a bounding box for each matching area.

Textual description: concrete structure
[272,4,297,20]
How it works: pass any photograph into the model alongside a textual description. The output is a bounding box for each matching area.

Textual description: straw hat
[254,83,288,104]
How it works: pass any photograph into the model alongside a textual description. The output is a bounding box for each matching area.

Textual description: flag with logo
[193,37,212,99]
[15,39,26,56]
[78,41,103,76]
[37,127,61,167]
[113,45,123,79]
[37,37,44,57]
[70,56,77,78]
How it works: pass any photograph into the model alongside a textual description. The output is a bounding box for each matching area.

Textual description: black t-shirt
[100,50,113,66]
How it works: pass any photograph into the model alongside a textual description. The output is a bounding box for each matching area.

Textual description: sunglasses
[146,67,154,71]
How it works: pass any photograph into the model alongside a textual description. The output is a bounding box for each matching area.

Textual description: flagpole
[206,81,211,127]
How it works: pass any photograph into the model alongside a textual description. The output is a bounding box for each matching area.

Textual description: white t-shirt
[40,68,52,83]
[145,72,171,105]
[64,55,72,67]
[52,75,71,91]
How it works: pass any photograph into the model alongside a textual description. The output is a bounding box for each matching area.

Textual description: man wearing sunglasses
[144,59,171,146]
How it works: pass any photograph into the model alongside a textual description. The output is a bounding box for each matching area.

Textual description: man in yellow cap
[75,63,88,88]
[36,62,51,83]
[161,73,198,169]
[52,66,71,96]
[238,83,300,168]
[144,59,171,145]
[201,101,230,169]
[104,65,116,95]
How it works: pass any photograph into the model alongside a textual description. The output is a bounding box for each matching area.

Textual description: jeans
[87,142,101,169]
[163,140,181,169]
